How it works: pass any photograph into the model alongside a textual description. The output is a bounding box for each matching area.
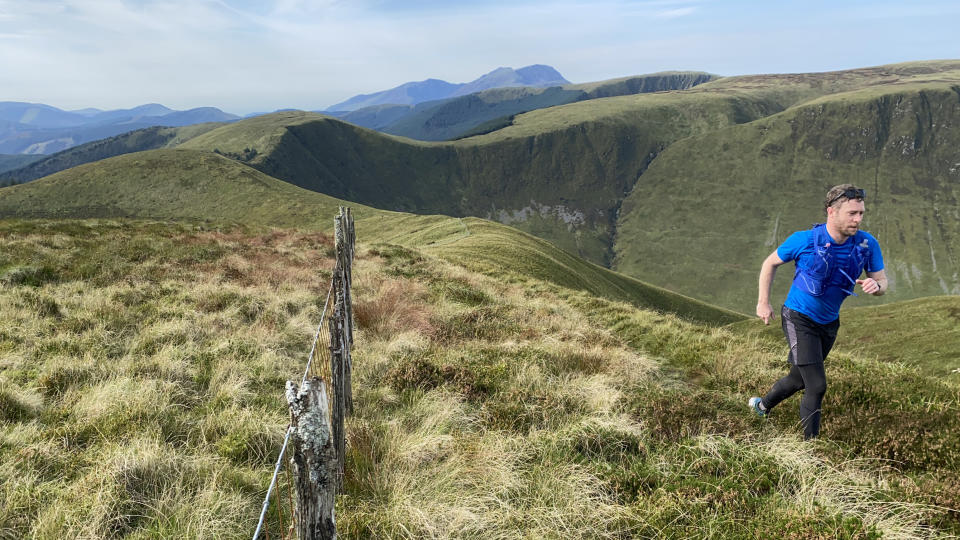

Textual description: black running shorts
[781,305,839,366]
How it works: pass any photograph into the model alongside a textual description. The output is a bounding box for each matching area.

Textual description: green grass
[168,60,960,300]
[614,77,960,313]
[0,220,333,537]
[730,296,960,381]
[0,123,224,186]
[2,219,957,538]
[0,148,372,226]
[0,153,743,326]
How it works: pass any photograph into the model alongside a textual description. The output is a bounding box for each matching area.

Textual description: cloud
[0,0,956,113]
[655,6,696,18]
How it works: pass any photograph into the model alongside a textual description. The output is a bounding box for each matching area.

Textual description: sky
[1,0,959,115]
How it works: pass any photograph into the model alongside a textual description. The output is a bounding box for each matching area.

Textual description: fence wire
[253,208,354,540]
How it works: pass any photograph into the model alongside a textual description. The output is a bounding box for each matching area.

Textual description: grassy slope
[176,61,960,281]
[0,154,43,177]
[0,149,362,227]
[614,66,960,313]
[178,90,781,266]
[2,220,957,538]
[0,123,224,187]
[0,151,740,326]
[363,214,743,325]
[730,295,960,379]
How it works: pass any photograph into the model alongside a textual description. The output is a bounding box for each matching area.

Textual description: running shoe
[748,397,768,417]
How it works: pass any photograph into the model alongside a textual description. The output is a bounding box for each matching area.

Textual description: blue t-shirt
[777,228,884,324]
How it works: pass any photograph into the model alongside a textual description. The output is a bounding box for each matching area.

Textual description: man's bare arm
[856,269,888,296]
[757,251,786,325]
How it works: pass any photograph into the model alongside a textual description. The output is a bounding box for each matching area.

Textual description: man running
[749,184,887,440]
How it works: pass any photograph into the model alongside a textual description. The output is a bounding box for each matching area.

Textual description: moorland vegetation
[19,60,946,314]
[5,62,957,314]
[1,216,958,538]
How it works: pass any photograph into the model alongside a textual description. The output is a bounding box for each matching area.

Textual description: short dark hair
[824,183,863,214]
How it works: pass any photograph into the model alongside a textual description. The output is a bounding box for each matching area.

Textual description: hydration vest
[792,223,870,297]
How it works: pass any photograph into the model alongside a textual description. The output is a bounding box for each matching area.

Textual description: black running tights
[761,306,837,439]
[761,362,827,440]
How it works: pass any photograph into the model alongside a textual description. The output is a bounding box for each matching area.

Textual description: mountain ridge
[174,59,960,313]
[3,60,959,315]
[0,102,239,155]
[326,64,570,112]
[333,71,717,141]
[0,71,715,185]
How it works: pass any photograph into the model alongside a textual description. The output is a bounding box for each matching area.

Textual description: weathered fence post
[286,377,337,540]
[327,283,346,490]
[334,209,354,416]
[344,208,355,346]
[255,208,358,540]
[343,208,356,415]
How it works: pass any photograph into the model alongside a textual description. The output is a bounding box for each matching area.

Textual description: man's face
[828,198,865,237]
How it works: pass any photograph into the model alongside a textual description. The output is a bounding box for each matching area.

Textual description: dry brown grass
[354,279,435,339]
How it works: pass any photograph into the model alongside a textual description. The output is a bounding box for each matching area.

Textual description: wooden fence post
[327,284,346,490]
[345,207,355,346]
[335,209,355,347]
[286,377,337,540]
[333,209,354,416]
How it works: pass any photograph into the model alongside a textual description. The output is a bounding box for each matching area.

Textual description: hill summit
[326,64,570,111]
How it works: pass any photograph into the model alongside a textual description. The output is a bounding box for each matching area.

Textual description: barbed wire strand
[303,280,335,387]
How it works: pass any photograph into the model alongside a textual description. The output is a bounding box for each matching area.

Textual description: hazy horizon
[2,0,959,115]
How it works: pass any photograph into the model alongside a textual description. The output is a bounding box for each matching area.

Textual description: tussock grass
[0,220,335,537]
[29,438,255,539]
[354,278,434,339]
[2,219,957,538]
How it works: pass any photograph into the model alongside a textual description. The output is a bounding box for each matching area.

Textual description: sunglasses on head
[827,188,865,207]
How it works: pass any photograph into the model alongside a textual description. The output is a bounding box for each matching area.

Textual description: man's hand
[757,251,785,326]
[856,278,881,295]
[757,303,775,325]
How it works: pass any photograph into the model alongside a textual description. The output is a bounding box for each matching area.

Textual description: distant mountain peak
[326,65,570,112]
[0,102,239,155]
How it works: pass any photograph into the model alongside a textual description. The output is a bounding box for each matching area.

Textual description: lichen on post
[286,377,337,540]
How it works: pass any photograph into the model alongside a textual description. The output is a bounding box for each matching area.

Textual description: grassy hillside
[0,151,740,326]
[0,154,43,177]
[614,68,960,313]
[6,61,958,315]
[0,123,224,187]
[0,149,362,226]
[2,219,957,537]
[730,295,960,380]
[362,214,743,325]
[175,61,960,288]
[178,90,780,265]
